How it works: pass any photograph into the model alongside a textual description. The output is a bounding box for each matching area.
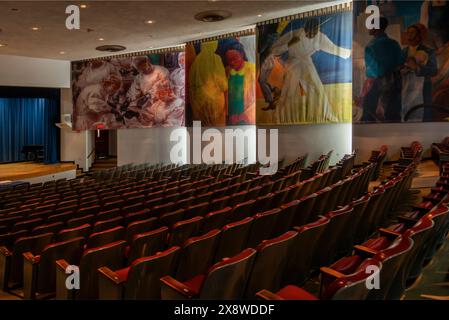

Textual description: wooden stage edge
[0,162,77,182]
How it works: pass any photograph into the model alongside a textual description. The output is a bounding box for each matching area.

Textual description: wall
[117,127,188,166]
[60,88,93,171]
[261,123,353,166]
[0,55,70,88]
[353,122,449,162]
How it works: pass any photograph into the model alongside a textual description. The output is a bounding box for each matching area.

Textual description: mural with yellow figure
[186,35,256,126]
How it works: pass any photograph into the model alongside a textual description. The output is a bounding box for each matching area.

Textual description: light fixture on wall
[145,20,154,24]
[31,27,40,31]
[0,43,6,47]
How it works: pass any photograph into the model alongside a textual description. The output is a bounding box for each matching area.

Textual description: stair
[90,157,118,173]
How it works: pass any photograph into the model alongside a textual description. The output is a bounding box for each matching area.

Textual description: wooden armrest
[55,259,74,300]
[397,215,419,224]
[353,245,378,258]
[319,267,345,280]
[378,228,402,239]
[160,276,198,299]
[56,259,70,271]
[23,252,39,264]
[98,266,125,285]
[0,246,12,257]
[256,289,284,300]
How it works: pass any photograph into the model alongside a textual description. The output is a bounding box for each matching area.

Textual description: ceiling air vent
[95,45,126,52]
[194,10,232,22]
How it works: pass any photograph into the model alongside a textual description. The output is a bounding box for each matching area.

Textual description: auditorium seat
[47,212,72,224]
[183,202,209,220]
[23,237,84,299]
[99,246,181,299]
[124,209,150,225]
[247,209,281,248]
[85,226,126,249]
[31,222,64,236]
[167,216,203,247]
[175,229,221,281]
[161,248,257,299]
[214,217,253,262]
[353,236,414,300]
[257,258,382,300]
[66,214,95,229]
[0,232,53,290]
[56,224,90,243]
[245,231,297,298]
[201,207,232,233]
[158,209,185,227]
[284,217,330,285]
[56,240,127,299]
[228,200,255,223]
[92,216,124,234]
[127,226,169,263]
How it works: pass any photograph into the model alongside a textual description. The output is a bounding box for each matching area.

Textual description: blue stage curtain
[0,97,60,164]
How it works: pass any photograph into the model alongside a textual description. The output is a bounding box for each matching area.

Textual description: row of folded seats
[258,154,449,300]
[431,136,449,166]
[0,152,358,299]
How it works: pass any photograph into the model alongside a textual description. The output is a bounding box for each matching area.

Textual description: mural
[71,51,185,130]
[186,35,256,126]
[353,0,449,123]
[256,11,353,125]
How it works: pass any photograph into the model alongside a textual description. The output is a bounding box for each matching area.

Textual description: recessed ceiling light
[31,27,40,31]
[80,4,88,9]
[0,43,6,47]
[146,20,154,24]
[96,45,126,52]
[194,10,232,22]
[257,14,263,17]
[98,37,105,41]
[59,51,66,55]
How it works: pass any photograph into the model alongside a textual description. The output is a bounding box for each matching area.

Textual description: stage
[0,162,77,184]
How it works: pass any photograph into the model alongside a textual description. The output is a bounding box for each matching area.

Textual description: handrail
[87,147,95,159]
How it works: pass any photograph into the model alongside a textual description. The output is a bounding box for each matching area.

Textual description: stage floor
[0,162,77,182]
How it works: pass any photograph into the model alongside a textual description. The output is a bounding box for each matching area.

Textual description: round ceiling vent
[95,45,126,52]
[194,10,232,22]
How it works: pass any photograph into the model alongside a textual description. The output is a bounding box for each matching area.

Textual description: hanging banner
[72,50,185,130]
[353,0,449,123]
[186,33,256,126]
[256,8,353,125]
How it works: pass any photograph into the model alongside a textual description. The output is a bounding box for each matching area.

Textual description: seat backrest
[183,202,209,220]
[57,223,91,242]
[96,208,121,221]
[167,216,203,247]
[368,236,414,300]
[176,229,221,281]
[247,208,281,248]
[66,214,95,229]
[158,209,186,227]
[11,218,43,233]
[77,240,127,299]
[214,217,253,262]
[92,216,124,234]
[127,226,169,263]
[10,232,54,284]
[125,246,181,299]
[36,237,84,294]
[245,231,297,298]
[200,248,257,299]
[228,199,256,223]
[31,222,64,236]
[85,226,125,249]
[287,217,330,285]
[202,207,232,233]
[125,217,158,243]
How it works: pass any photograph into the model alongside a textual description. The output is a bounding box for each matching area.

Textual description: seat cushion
[183,274,206,295]
[329,255,362,275]
[387,223,407,233]
[362,236,390,251]
[276,285,318,300]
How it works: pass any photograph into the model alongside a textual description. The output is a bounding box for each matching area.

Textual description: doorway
[95,130,109,159]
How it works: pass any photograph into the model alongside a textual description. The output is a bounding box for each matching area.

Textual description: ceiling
[0,0,338,61]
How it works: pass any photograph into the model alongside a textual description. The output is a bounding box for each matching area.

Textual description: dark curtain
[0,96,60,164]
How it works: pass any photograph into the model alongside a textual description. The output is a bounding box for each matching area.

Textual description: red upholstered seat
[276,285,318,300]
[329,255,362,275]
[362,236,391,251]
